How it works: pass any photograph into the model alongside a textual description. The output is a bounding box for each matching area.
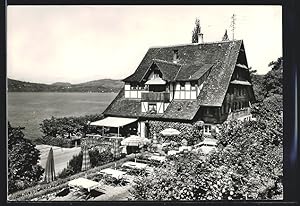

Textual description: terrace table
[179,146,192,152]
[85,134,102,138]
[148,155,166,162]
[121,161,148,170]
[167,150,180,156]
[99,168,126,179]
[68,177,100,192]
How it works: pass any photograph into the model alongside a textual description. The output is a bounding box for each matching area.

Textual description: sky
[7,5,282,84]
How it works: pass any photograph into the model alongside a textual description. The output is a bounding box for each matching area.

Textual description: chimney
[173,49,179,63]
[198,32,203,43]
[197,24,204,43]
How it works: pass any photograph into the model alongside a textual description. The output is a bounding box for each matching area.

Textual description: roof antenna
[230,14,236,40]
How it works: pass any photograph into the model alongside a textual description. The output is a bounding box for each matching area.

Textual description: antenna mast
[230,14,236,40]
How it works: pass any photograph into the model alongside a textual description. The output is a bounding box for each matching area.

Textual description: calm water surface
[8,92,117,140]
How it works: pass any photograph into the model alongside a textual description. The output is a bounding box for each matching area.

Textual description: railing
[141,92,170,102]
[227,107,251,120]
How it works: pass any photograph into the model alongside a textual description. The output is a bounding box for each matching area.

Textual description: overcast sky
[7,5,282,84]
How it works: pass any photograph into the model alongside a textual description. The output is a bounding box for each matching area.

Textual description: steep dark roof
[197,41,242,106]
[176,63,213,81]
[103,89,141,118]
[106,40,244,120]
[123,40,242,84]
[104,88,201,120]
[152,59,181,82]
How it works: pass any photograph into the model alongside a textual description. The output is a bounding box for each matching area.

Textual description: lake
[8,92,117,140]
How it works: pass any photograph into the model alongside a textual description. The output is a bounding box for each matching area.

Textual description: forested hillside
[8,78,124,93]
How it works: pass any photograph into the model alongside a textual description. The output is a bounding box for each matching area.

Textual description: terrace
[10,127,218,202]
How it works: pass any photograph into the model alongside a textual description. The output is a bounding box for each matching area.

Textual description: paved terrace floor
[36,144,82,174]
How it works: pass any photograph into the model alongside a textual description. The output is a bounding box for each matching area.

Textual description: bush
[131,99,283,200]
[148,120,203,145]
[57,149,114,179]
[38,114,105,142]
[58,167,74,179]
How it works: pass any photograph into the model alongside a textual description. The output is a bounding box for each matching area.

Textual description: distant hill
[51,82,72,87]
[8,78,124,93]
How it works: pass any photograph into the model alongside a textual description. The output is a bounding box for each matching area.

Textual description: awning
[90,117,137,128]
[145,77,166,85]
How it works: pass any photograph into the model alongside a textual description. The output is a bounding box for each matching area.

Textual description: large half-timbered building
[101,39,255,137]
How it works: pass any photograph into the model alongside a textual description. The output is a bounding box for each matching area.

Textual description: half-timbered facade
[103,39,255,137]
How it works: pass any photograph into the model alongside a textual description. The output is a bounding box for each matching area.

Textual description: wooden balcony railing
[227,107,251,120]
[141,92,170,102]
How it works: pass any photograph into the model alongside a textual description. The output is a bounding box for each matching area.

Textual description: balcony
[141,92,170,102]
[227,107,251,120]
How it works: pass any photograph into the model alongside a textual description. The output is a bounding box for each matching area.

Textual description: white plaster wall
[191,91,197,99]
[125,91,130,98]
[157,102,164,113]
[141,102,148,113]
[180,91,185,99]
[125,84,131,90]
[185,82,191,90]
[131,91,138,98]
[185,91,191,99]
[164,103,170,111]
[137,91,142,99]
[139,121,146,138]
[174,91,180,99]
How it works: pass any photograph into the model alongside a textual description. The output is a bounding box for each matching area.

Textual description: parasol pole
[135,143,138,162]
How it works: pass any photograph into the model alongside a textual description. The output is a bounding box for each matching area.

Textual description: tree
[8,122,44,194]
[263,57,283,97]
[249,57,283,102]
[222,30,229,41]
[192,18,201,43]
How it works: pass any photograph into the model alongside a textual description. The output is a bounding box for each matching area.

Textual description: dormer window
[173,49,179,62]
[131,84,137,90]
[191,82,196,90]
[153,73,160,79]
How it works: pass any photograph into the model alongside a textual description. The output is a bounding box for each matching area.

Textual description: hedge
[35,113,105,147]
[8,154,141,201]
[33,135,73,148]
